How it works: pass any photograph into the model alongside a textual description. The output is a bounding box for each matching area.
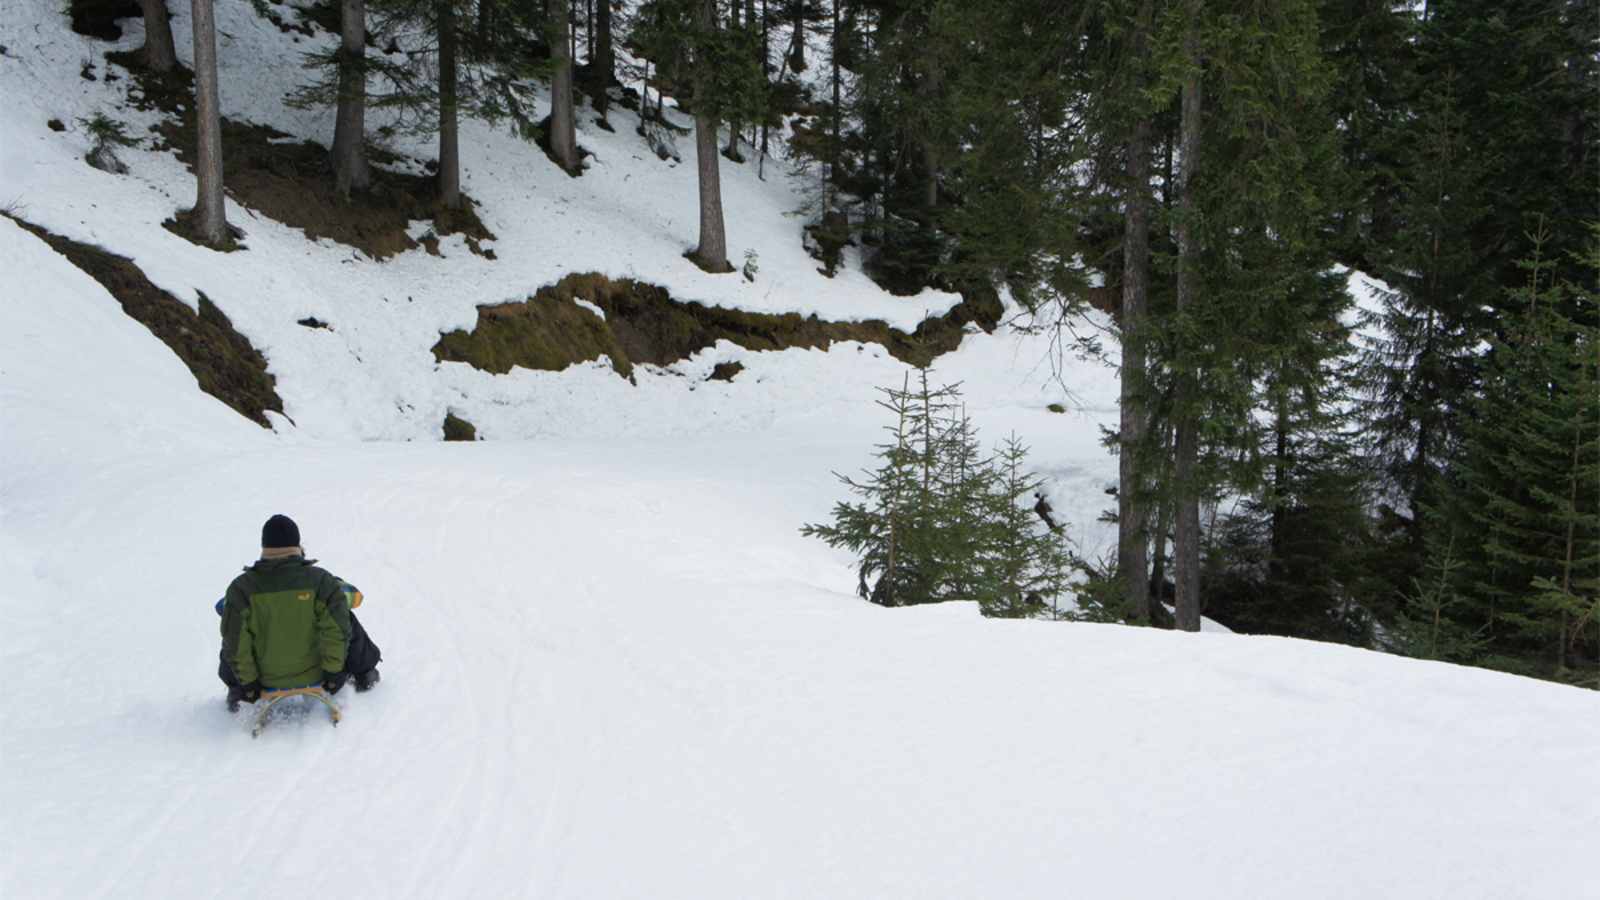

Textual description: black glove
[240,682,262,704]
[322,671,350,695]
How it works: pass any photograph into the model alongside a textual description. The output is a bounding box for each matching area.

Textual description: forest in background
[91,0,1600,684]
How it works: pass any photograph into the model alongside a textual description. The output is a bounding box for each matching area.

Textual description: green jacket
[220,557,351,689]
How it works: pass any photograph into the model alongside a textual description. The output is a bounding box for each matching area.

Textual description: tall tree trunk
[787,0,805,72]
[477,0,491,46]
[438,0,460,208]
[1173,4,1204,633]
[189,0,227,244]
[746,0,757,155]
[139,0,177,73]
[332,0,370,198]
[594,0,613,121]
[691,0,730,271]
[1150,468,1174,611]
[1117,0,1154,624]
[1268,391,1290,587]
[1120,125,1152,624]
[549,0,580,173]
[827,0,841,209]
[724,0,741,159]
[1556,412,1582,671]
[759,0,770,175]
[585,0,593,62]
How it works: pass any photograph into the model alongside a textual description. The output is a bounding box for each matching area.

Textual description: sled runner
[252,686,341,738]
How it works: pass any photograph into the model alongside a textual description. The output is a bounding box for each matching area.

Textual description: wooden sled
[252,686,342,738]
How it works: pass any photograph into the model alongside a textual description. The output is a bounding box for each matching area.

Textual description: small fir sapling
[79,113,138,174]
[803,371,1075,617]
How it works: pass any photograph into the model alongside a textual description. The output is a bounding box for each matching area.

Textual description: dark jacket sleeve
[315,571,351,675]
[219,577,258,685]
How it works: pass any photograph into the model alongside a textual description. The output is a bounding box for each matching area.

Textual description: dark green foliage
[1424,232,1600,683]
[803,372,1074,616]
[1361,0,1597,568]
[802,370,961,606]
[79,111,138,173]
[631,0,767,124]
[1389,533,1488,663]
[979,435,1076,619]
[79,111,138,148]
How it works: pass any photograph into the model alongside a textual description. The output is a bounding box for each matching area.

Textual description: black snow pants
[218,611,383,688]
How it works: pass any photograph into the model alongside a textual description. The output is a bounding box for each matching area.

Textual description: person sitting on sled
[218,514,383,711]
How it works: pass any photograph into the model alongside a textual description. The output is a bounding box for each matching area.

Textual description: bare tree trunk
[189,0,227,244]
[759,0,770,176]
[594,0,613,122]
[549,0,580,173]
[746,0,757,157]
[691,0,730,271]
[477,0,491,46]
[918,57,939,213]
[724,0,741,159]
[585,0,593,62]
[827,0,841,208]
[1150,466,1174,611]
[1117,1,1158,625]
[1269,392,1289,585]
[140,0,177,73]
[1556,412,1582,670]
[332,0,370,198]
[438,0,460,208]
[787,0,805,72]
[1118,56,1152,624]
[1173,4,1203,633]
[641,59,651,122]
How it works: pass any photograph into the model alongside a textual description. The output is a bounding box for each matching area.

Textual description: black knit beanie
[261,514,301,549]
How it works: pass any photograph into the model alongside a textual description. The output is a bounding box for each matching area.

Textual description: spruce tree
[980,435,1075,619]
[1430,231,1600,681]
[805,374,1075,616]
[802,371,959,606]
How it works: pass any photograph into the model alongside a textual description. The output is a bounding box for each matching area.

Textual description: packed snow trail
[5,433,1599,899]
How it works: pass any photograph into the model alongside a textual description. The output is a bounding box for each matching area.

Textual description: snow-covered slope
[4,216,1599,899]
[0,0,971,442]
[3,5,1597,899]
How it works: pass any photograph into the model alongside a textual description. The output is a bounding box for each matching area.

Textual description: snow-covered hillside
[2,4,1597,899]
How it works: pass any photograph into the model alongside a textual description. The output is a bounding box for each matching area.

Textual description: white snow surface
[2,5,1598,899]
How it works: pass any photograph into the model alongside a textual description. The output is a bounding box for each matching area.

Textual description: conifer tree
[805,374,1074,616]
[1362,0,1597,589]
[1429,232,1600,680]
[1391,533,1485,663]
[980,435,1075,619]
[802,371,959,606]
